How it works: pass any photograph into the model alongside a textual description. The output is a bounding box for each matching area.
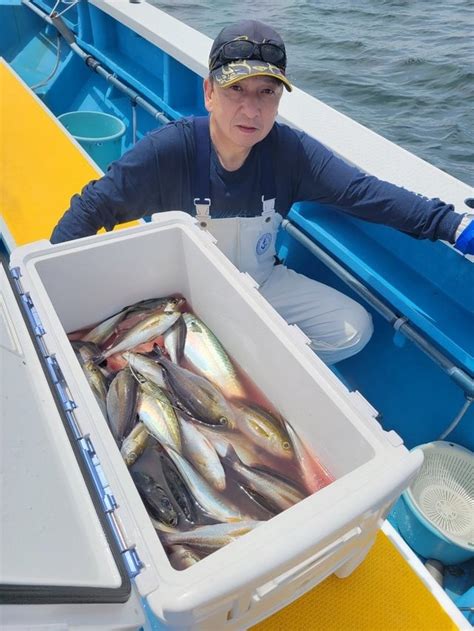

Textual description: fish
[196,423,276,469]
[101,309,181,360]
[125,296,185,317]
[106,367,138,445]
[155,520,261,555]
[123,351,166,389]
[179,414,226,491]
[159,448,198,524]
[131,470,179,527]
[182,312,246,399]
[71,340,102,365]
[137,381,181,452]
[168,545,202,570]
[235,402,294,460]
[163,314,187,363]
[82,309,129,345]
[284,420,334,494]
[82,359,109,417]
[164,446,247,523]
[152,346,236,428]
[120,422,150,466]
[222,445,306,512]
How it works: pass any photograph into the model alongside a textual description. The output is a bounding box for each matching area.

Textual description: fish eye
[219,417,228,426]
[282,441,291,451]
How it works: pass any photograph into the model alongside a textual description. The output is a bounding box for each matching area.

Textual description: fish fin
[223,442,242,466]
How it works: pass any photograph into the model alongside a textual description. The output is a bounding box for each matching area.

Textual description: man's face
[204,75,283,152]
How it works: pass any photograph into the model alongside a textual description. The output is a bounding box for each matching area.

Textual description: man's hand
[455,216,474,255]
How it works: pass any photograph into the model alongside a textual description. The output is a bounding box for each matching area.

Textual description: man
[51,20,474,365]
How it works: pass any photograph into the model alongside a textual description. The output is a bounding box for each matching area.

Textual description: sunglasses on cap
[210,38,287,72]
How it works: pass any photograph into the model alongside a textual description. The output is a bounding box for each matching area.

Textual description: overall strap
[193,116,211,218]
[260,132,276,215]
[192,116,277,217]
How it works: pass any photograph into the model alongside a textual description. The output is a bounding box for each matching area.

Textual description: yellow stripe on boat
[253,530,458,631]
[0,59,138,246]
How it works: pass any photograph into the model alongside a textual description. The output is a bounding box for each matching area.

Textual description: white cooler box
[1,212,423,630]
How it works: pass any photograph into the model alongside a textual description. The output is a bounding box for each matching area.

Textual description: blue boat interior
[1,0,472,619]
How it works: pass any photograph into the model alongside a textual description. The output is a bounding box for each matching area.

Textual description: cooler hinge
[79,436,144,578]
[9,266,143,579]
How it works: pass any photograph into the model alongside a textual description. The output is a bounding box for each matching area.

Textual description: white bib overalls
[193,117,373,364]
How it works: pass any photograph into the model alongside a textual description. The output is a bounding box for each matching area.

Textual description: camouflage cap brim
[211,60,292,92]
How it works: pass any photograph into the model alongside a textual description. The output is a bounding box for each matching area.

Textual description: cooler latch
[9,266,144,579]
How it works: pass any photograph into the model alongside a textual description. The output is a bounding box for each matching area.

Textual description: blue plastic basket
[396,441,473,565]
[58,111,126,172]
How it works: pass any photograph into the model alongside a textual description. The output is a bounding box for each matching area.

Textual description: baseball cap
[208,20,292,92]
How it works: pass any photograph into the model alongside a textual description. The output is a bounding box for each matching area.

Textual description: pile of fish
[69,295,333,570]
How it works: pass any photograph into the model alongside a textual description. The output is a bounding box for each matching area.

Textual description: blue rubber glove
[454,218,474,255]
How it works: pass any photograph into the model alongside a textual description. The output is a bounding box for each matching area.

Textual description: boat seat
[286,202,474,377]
[0,58,138,247]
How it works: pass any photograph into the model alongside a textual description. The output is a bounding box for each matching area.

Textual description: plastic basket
[397,441,474,564]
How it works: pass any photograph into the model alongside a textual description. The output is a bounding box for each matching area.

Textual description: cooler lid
[0,255,131,604]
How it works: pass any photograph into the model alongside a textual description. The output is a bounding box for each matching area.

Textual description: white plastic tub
[3,212,423,630]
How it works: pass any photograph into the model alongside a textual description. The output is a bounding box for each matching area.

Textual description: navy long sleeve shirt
[50,117,462,244]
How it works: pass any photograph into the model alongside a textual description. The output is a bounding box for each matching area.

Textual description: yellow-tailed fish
[137,381,181,452]
[182,312,246,399]
[164,447,247,523]
[163,315,187,363]
[101,309,181,359]
[178,414,226,491]
[223,445,306,512]
[168,545,202,569]
[153,346,236,428]
[123,351,166,389]
[82,359,109,417]
[82,309,129,345]
[284,420,334,493]
[235,402,294,460]
[105,367,138,445]
[154,519,261,554]
[121,422,149,466]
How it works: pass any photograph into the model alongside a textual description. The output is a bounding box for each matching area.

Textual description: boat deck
[0,59,461,631]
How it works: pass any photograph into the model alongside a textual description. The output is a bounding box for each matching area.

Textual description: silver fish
[235,402,294,460]
[71,340,102,365]
[155,520,261,554]
[196,423,274,469]
[125,296,185,316]
[284,420,334,494]
[168,545,202,570]
[179,415,226,491]
[123,351,166,389]
[165,447,246,523]
[120,422,150,466]
[137,381,181,452]
[153,347,236,428]
[106,368,138,445]
[163,315,187,363]
[182,312,246,399]
[223,445,305,512]
[131,470,179,527]
[82,310,129,345]
[102,309,181,359]
[82,359,109,417]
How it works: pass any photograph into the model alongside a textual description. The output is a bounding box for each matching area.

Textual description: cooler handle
[253,526,362,600]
